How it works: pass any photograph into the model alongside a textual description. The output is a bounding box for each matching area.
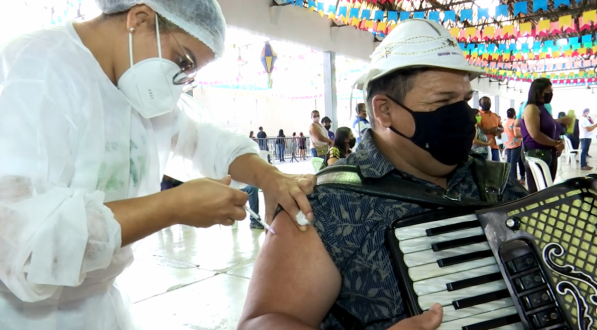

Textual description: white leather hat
[354,19,485,91]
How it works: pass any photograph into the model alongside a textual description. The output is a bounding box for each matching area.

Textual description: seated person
[321,127,355,169]
[238,19,528,330]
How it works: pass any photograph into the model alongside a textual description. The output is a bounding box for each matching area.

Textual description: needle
[244,205,276,235]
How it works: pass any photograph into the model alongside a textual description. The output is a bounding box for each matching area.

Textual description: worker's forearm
[106,191,175,247]
[239,314,317,330]
[229,153,278,188]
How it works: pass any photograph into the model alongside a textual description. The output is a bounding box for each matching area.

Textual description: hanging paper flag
[554,0,570,7]
[413,11,425,19]
[294,0,302,6]
[583,10,596,23]
[533,0,548,12]
[449,28,459,38]
[387,11,398,22]
[519,22,532,35]
[483,26,495,41]
[496,5,508,18]
[373,10,384,21]
[460,9,472,22]
[349,8,359,18]
[465,27,476,37]
[338,6,347,17]
[400,11,410,21]
[513,2,527,16]
[444,11,456,23]
[478,7,489,20]
[503,25,514,38]
[377,22,387,32]
[260,41,277,89]
[327,5,336,18]
[361,9,371,19]
[428,11,440,22]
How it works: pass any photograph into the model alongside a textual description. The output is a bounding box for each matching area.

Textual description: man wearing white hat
[238,19,528,330]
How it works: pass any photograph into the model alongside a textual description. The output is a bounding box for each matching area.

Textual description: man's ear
[371,95,393,128]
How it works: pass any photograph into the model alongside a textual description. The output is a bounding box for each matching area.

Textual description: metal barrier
[254,137,311,162]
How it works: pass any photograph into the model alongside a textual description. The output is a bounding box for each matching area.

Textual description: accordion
[386,176,597,330]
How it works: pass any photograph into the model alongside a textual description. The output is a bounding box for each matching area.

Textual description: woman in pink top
[504,108,525,184]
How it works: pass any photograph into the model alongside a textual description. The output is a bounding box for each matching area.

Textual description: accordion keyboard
[395,214,523,330]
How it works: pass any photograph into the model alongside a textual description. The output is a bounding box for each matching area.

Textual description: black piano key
[462,313,521,330]
[446,272,503,291]
[431,235,487,252]
[452,289,510,310]
[437,250,494,268]
[425,220,481,237]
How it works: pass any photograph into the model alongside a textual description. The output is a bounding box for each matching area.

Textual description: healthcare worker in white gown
[0,0,317,329]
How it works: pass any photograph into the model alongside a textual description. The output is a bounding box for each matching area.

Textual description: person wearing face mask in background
[471,109,494,159]
[478,96,503,161]
[320,127,355,169]
[238,19,528,330]
[0,1,317,329]
[352,103,371,144]
[521,78,564,193]
[321,116,335,140]
[309,110,334,158]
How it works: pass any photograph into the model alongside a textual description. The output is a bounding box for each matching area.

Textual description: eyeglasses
[171,36,197,86]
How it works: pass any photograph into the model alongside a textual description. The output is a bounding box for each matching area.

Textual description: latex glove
[387,304,443,330]
[260,171,317,231]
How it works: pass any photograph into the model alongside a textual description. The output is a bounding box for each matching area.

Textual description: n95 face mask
[117,16,184,119]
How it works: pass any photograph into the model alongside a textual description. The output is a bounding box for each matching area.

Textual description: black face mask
[348,138,356,148]
[324,125,331,130]
[542,92,553,104]
[386,95,476,166]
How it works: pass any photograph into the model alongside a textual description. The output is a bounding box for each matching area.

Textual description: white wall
[192,88,324,137]
[218,0,376,61]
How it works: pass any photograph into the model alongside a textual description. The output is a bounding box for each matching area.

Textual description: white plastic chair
[526,156,553,191]
[311,157,324,173]
[259,150,275,167]
[486,146,492,160]
[560,136,581,169]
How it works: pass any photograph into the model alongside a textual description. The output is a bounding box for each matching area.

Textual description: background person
[478,96,503,161]
[321,116,335,140]
[352,103,370,144]
[504,108,525,185]
[321,127,355,169]
[309,110,333,158]
[521,78,564,193]
[471,109,493,159]
[579,108,597,170]
[276,129,286,162]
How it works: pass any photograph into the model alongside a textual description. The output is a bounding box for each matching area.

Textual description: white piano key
[409,257,497,281]
[492,323,524,330]
[403,242,491,267]
[418,280,507,309]
[414,264,500,296]
[394,214,479,240]
[438,306,519,330]
[440,298,514,322]
[398,227,485,254]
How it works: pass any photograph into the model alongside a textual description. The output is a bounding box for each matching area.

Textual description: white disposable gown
[0,23,258,330]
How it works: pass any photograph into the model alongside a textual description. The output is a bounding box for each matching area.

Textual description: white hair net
[95,0,226,58]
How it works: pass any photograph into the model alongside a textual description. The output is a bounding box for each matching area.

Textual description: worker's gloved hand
[168,176,249,227]
[260,171,316,231]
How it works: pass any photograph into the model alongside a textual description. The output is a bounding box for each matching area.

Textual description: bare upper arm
[522,105,540,133]
[239,211,342,328]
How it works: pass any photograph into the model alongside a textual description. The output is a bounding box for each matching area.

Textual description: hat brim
[354,64,486,90]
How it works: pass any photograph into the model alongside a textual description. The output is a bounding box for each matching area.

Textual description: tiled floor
[121,152,596,330]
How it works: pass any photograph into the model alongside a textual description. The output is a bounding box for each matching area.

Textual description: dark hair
[249,131,254,136]
[333,127,353,155]
[480,96,491,103]
[507,108,516,119]
[355,103,366,114]
[321,116,332,124]
[527,78,552,106]
[366,67,428,124]
[292,132,296,136]
[558,111,566,119]
[278,129,284,136]
[259,126,263,130]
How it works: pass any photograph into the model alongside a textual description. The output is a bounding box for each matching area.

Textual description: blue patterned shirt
[310,130,529,329]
